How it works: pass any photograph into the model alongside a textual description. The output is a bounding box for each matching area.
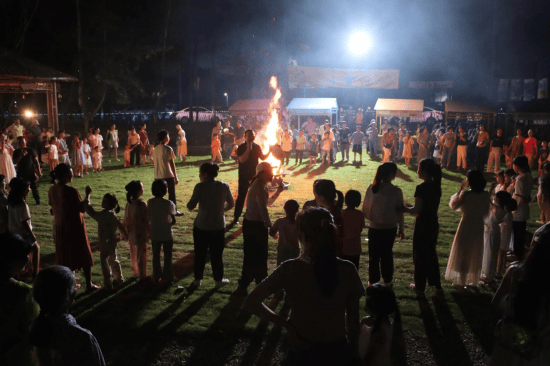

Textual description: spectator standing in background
[234,120,246,146]
[339,122,351,161]
[523,129,538,169]
[487,128,504,174]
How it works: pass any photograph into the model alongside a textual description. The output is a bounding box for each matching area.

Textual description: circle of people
[2,116,550,365]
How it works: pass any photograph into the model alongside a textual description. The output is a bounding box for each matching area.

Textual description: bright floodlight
[349,32,371,55]
[24,110,34,118]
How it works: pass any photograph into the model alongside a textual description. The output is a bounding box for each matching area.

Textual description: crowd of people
[1,115,550,365]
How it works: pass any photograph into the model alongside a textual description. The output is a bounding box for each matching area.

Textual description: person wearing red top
[523,129,538,168]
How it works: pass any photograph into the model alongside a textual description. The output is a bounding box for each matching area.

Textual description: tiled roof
[228,99,278,112]
[445,100,495,114]
[374,98,424,112]
[0,47,77,82]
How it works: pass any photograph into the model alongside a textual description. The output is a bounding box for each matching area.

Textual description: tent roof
[286,98,338,115]
[0,47,77,82]
[374,98,424,112]
[445,99,495,114]
[228,98,278,113]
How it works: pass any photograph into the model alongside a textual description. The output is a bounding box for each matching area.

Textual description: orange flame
[257,76,282,173]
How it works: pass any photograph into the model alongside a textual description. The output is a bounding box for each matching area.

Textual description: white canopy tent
[285,98,338,129]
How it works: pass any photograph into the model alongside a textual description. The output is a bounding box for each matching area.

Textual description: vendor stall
[285,98,338,129]
[444,99,496,130]
[374,99,424,129]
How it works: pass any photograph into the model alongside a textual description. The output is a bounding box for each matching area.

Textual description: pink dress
[123,199,150,278]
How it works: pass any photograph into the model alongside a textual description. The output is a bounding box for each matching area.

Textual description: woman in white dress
[0,132,16,184]
[106,124,119,162]
[90,128,103,172]
[176,124,187,162]
[0,132,16,186]
[445,170,491,287]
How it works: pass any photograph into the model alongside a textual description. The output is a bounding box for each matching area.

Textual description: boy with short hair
[321,131,332,166]
[147,179,177,283]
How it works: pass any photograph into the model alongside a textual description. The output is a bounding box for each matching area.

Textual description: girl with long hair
[236,162,283,295]
[404,158,443,296]
[49,164,97,291]
[123,180,150,280]
[244,207,364,365]
[363,162,405,286]
[445,170,491,287]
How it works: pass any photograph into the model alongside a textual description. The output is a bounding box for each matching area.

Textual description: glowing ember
[257,76,283,174]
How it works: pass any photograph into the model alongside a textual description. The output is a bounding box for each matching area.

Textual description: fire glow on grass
[257,76,282,174]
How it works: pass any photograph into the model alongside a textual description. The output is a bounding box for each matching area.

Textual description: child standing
[295,130,307,165]
[82,137,92,174]
[7,177,40,279]
[308,133,319,165]
[211,134,223,164]
[497,191,517,277]
[48,136,58,172]
[321,131,332,166]
[402,131,414,168]
[123,132,132,167]
[341,190,366,269]
[73,133,84,178]
[84,187,127,290]
[481,190,506,284]
[147,179,176,283]
[280,129,293,166]
[269,199,300,266]
[123,180,150,280]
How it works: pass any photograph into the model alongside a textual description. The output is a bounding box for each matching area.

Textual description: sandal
[85,284,101,293]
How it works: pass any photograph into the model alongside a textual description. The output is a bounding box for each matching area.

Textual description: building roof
[0,47,77,82]
[228,99,278,113]
[374,98,424,112]
[286,98,338,115]
[445,99,495,114]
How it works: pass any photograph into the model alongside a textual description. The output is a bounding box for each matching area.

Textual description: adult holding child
[236,161,283,295]
[244,207,365,365]
[404,159,444,297]
[445,170,491,288]
[49,163,98,292]
[232,129,271,225]
[362,162,405,287]
[187,163,234,288]
[490,179,550,365]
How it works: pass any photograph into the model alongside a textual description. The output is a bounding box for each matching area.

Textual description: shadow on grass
[396,168,414,183]
[418,297,472,365]
[451,289,498,355]
[391,307,408,366]
[442,172,465,183]
[307,164,329,178]
[184,295,254,365]
[291,165,312,177]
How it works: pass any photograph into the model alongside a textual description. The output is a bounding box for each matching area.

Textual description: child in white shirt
[321,131,332,166]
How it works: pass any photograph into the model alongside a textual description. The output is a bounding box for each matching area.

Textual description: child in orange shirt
[211,134,223,163]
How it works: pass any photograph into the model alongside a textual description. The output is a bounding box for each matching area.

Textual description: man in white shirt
[128,127,141,166]
[153,130,183,216]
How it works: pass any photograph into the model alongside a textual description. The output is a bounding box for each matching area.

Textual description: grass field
[29,154,541,365]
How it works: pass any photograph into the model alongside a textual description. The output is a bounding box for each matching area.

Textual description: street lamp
[224,93,228,108]
[349,32,371,55]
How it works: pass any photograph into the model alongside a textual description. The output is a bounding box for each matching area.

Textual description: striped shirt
[258,256,365,343]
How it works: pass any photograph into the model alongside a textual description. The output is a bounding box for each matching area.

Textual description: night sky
[2,0,549,110]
